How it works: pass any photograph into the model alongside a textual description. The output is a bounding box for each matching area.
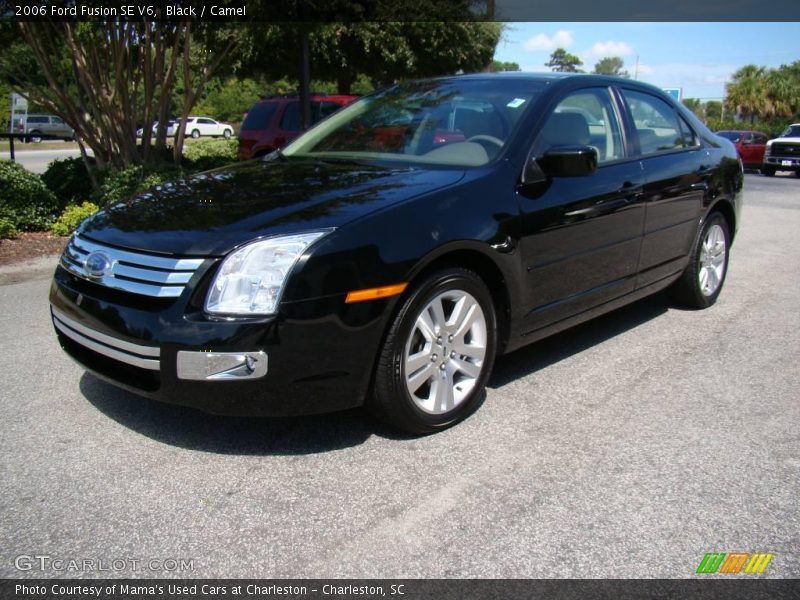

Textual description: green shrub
[0,217,18,239]
[50,202,99,237]
[41,157,95,209]
[182,138,238,171]
[92,163,184,206]
[0,160,60,231]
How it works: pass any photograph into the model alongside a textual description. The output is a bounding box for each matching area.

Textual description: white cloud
[635,63,655,76]
[523,30,574,52]
[583,41,635,60]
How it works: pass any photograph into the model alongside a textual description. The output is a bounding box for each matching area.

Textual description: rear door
[617,88,706,289]
[49,116,72,138]
[518,86,646,332]
[197,118,217,135]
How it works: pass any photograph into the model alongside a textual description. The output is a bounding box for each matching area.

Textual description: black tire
[191,129,200,139]
[762,166,776,176]
[669,212,730,309]
[223,129,232,139]
[369,267,497,434]
[28,130,42,144]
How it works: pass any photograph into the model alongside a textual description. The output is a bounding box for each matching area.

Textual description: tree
[593,57,629,78]
[545,48,583,73]
[490,60,521,72]
[725,63,800,123]
[244,22,504,95]
[725,65,767,123]
[682,98,704,120]
[0,19,241,169]
[705,101,722,121]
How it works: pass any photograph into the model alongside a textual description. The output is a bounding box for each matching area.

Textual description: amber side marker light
[345,283,408,304]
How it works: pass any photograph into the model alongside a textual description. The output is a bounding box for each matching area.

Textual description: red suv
[716,130,769,170]
[238,94,358,160]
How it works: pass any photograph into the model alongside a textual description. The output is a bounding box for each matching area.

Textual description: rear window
[241,102,279,131]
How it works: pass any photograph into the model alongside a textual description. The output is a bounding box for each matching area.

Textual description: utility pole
[634,55,639,80]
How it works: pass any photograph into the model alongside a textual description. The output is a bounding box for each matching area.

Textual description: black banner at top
[2,0,800,21]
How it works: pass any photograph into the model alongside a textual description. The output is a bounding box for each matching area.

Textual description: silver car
[18,114,75,142]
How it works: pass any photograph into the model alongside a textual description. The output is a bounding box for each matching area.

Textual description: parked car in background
[237,94,358,160]
[136,120,178,138]
[762,123,800,177]
[716,130,769,170]
[181,117,234,139]
[49,74,743,434]
[17,114,74,142]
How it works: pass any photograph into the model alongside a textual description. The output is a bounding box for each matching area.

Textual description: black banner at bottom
[3,579,800,600]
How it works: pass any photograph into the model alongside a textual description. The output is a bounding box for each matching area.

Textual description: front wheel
[762,166,776,176]
[223,129,232,139]
[669,212,730,309]
[370,268,497,434]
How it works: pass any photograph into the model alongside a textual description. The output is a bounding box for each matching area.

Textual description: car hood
[767,136,800,145]
[79,158,465,256]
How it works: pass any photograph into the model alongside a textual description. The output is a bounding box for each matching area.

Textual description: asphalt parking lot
[1,173,798,579]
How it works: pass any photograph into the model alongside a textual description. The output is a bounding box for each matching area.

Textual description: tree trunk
[337,72,355,95]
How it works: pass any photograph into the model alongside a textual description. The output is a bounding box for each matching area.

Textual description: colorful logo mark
[696,552,773,574]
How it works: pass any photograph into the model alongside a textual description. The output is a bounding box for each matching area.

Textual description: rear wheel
[669,212,730,309]
[191,129,200,139]
[28,130,42,144]
[762,166,776,176]
[370,268,497,434]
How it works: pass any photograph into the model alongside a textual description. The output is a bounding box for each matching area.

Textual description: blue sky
[493,23,800,100]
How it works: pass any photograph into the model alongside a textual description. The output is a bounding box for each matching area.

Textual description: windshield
[780,125,800,138]
[282,79,543,167]
[716,131,741,143]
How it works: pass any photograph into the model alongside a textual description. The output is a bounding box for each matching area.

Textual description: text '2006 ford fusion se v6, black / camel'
[50,74,743,434]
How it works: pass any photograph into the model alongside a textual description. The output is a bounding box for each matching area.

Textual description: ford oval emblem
[84,251,112,279]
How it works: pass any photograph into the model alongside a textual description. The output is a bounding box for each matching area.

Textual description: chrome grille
[52,307,160,370]
[770,143,800,156]
[61,235,204,298]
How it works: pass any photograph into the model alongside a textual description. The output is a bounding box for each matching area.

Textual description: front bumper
[764,156,800,169]
[50,265,391,417]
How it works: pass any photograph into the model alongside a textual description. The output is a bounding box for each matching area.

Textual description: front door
[518,86,645,335]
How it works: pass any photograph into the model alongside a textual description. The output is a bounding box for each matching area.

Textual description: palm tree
[725,65,767,123]
[764,68,800,119]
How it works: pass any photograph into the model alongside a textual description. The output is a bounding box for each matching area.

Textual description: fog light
[176,351,268,381]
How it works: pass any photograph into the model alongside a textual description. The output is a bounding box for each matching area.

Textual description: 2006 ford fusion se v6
[50,74,743,434]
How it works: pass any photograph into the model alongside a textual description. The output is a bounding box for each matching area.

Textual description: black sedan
[50,73,743,434]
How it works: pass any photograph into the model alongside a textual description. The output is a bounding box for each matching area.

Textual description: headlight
[205,231,330,316]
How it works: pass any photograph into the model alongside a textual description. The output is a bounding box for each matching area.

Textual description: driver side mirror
[523,145,598,183]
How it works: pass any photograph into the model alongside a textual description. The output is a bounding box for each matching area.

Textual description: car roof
[717,130,766,135]
[256,94,358,103]
[410,72,675,98]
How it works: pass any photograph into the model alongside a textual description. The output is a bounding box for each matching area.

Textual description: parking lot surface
[1,173,798,579]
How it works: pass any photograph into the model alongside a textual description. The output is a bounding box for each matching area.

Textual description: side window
[621,89,685,155]
[755,134,768,144]
[280,102,300,131]
[51,116,64,124]
[199,118,215,125]
[536,87,624,164]
[677,115,700,148]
